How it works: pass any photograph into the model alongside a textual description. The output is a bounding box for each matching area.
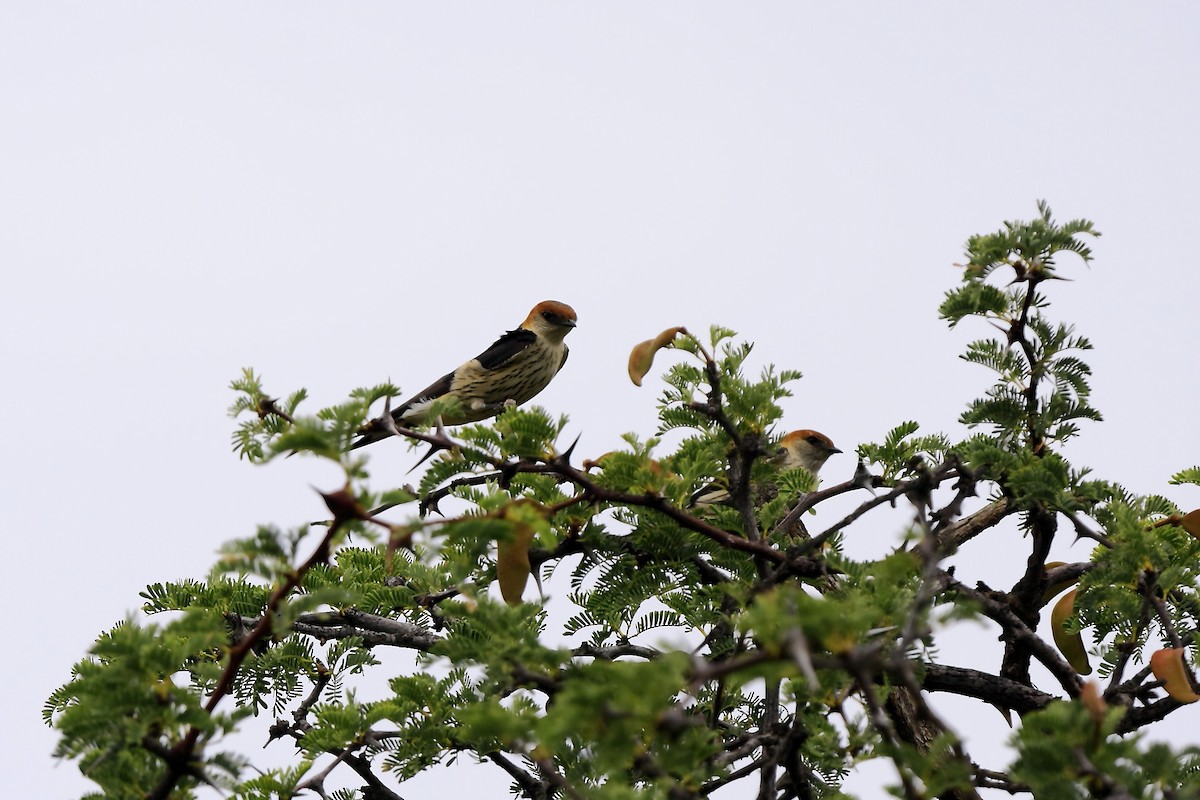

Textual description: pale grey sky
[3,4,1199,798]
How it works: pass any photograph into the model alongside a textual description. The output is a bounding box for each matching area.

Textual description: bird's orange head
[523,300,577,340]
[777,429,842,476]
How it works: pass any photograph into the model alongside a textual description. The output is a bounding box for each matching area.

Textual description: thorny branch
[206,424,1187,800]
[146,487,374,800]
[264,436,1185,796]
[191,325,1188,798]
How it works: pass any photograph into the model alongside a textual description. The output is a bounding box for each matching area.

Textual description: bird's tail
[348,431,386,450]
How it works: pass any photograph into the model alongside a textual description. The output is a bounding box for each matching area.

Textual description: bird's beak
[829,446,843,455]
[552,314,577,328]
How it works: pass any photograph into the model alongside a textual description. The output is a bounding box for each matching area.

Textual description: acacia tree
[48,204,1200,799]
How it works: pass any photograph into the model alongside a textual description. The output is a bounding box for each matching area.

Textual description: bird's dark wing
[394,329,536,424]
[474,328,538,370]
[391,371,455,419]
[687,479,731,508]
[559,345,569,371]
[350,329,538,450]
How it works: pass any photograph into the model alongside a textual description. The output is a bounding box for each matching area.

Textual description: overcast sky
[3,4,1199,798]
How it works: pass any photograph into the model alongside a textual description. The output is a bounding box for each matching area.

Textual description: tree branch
[146,489,358,800]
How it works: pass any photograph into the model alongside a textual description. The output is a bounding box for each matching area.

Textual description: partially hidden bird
[352,300,577,449]
[774,429,842,477]
[689,429,841,507]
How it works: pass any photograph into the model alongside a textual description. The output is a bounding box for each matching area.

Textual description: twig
[845,660,924,800]
[934,498,1013,552]
[486,751,549,800]
[1144,574,1186,649]
[944,574,1083,697]
[922,664,1054,715]
[146,488,357,800]
[267,659,331,744]
[794,461,963,556]
[972,765,1030,795]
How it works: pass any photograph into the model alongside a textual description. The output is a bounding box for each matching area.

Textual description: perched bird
[352,300,577,449]
[689,429,841,507]
[775,429,842,478]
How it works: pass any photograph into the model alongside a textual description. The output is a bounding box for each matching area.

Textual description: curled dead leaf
[628,326,686,387]
[1051,589,1092,675]
[496,501,547,606]
[1150,647,1200,703]
[1079,680,1107,724]
[1041,561,1080,606]
[497,524,535,606]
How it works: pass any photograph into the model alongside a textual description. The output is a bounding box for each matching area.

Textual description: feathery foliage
[47,204,1200,800]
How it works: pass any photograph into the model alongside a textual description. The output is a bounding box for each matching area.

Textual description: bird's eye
[542,311,553,320]
[806,436,822,445]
